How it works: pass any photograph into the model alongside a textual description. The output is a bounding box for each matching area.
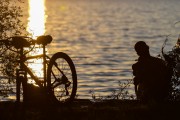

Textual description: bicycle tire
[47,52,77,103]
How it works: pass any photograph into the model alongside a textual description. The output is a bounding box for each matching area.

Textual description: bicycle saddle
[36,35,52,45]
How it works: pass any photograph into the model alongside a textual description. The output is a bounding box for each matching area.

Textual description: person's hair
[134,41,149,56]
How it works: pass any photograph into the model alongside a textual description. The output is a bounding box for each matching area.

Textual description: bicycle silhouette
[0,35,77,103]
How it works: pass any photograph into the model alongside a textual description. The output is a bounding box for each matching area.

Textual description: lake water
[2,0,180,100]
[27,0,180,99]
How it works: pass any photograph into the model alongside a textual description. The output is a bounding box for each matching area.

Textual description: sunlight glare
[27,0,46,38]
[27,0,47,80]
[27,48,44,79]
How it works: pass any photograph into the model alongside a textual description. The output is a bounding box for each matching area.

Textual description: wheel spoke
[47,52,77,103]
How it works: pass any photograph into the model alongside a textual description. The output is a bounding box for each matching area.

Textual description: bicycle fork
[16,69,28,102]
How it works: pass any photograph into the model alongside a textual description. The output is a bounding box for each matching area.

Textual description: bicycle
[0,35,77,103]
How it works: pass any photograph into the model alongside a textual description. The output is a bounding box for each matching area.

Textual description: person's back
[132,41,170,102]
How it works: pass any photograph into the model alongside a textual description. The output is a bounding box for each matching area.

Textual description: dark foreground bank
[0,99,179,120]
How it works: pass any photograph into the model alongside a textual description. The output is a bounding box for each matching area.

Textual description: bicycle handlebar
[0,35,52,49]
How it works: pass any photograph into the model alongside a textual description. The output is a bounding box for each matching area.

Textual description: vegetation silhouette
[0,0,27,100]
[162,35,180,101]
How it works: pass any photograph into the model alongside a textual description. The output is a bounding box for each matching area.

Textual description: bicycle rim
[47,52,77,103]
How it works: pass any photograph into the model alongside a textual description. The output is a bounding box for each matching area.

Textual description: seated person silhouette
[132,41,170,102]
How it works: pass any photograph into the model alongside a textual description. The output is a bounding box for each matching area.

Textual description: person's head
[134,41,150,57]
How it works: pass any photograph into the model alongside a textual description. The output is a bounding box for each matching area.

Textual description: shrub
[0,0,26,98]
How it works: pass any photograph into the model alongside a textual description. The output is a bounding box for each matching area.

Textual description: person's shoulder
[151,56,166,65]
[132,60,141,70]
[132,59,143,69]
[132,62,137,69]
[151,56,163,61]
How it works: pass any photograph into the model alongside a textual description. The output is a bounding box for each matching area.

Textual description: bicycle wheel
[47,52,77,103]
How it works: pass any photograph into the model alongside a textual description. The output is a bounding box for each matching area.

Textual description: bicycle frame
[0,36,77,103]
[16,45,49,102]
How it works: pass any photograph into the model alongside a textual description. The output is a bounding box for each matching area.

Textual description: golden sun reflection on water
[27,49,44,79]
[27,0,46,38]
[26,0,47,81]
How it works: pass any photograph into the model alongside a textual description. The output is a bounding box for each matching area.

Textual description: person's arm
[132,64,139,97]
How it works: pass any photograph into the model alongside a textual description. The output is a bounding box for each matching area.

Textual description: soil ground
[0,99,179,120]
